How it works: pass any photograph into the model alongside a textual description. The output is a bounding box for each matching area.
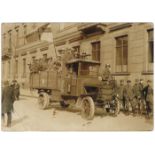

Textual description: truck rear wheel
[38,92,49,109]
[81,96,95,120]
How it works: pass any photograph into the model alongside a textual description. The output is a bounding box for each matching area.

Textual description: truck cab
[62,58,101,100]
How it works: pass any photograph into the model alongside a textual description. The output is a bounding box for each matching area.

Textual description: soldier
[133,79,141,114]
[47,57,53,71]
[102,64,113,81]
[39,56,48,71]
[143,80,153,118]
[124,80,135,115]
[138,79,146,114]
[117,80,125,111]
[2,81,15,127]
[30,59,39,73]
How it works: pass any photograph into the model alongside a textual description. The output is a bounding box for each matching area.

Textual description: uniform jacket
[133,84,141,98]
[117,85,125,100]
[2,85,15,113]
[143,85,153,104]
[124,85,134,100]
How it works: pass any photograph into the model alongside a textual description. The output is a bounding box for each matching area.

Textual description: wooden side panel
[47,71,58,90]
[32,73,40,88]
[40,72,48,88]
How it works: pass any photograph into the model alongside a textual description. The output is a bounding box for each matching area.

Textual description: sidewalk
[20,89,38,98]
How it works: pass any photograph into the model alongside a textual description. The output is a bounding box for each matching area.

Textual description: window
[116,35,128,72]
[23,58,26,77]
[148,29,154,63]
[91,41,100,61]
[15,59,18,77]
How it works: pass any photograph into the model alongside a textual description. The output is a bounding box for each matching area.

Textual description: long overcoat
[2,85,15,113]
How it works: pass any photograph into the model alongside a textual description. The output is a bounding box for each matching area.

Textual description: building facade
[54,22,154,84]
[2,23,59,88]
[2,22,154,90]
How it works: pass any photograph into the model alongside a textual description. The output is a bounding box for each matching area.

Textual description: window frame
[91,41,101,61]
[115,35,128,73]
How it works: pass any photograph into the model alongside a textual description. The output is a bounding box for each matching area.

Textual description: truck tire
[38,92,49,109]
[81,96,95,120]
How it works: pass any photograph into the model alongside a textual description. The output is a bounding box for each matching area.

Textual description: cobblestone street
[1,96,153,131]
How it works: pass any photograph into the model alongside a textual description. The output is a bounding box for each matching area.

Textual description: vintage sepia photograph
[1,22,154,131]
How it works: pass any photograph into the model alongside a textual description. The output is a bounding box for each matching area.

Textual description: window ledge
[112,72,130,76]
[141,71,153,75]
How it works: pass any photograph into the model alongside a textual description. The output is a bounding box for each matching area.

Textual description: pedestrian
[117,80,125,111]
[124,80,135,115]
[143,80,153,118]
[2,81,15,127]
[14,80,20,100]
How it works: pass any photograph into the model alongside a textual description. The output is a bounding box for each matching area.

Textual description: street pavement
[1,96,153,131]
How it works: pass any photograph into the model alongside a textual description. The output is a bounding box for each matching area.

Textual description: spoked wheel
[38,92,49,109]
[81,97,95,120]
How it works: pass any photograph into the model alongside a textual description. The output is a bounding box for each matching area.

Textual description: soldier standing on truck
[39,55,48,71]
[102,64,113,81]
[47,57,53,71]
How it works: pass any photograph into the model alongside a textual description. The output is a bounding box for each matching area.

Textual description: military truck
[30,57,120,120]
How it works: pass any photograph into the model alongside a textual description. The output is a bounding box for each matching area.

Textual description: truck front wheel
[81,96,95,120]
[38,92,49,109]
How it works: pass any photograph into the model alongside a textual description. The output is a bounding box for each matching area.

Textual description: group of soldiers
[29,56,62,73]
[102,64,153,118]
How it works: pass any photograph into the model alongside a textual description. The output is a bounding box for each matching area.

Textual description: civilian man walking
[2,81,15,127]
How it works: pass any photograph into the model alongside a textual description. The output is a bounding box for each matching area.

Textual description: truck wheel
[38,92,49,109]
[81,96,95,120]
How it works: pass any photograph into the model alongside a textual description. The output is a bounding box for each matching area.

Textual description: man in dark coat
[2,81,15,127]
[143,80,153,118]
